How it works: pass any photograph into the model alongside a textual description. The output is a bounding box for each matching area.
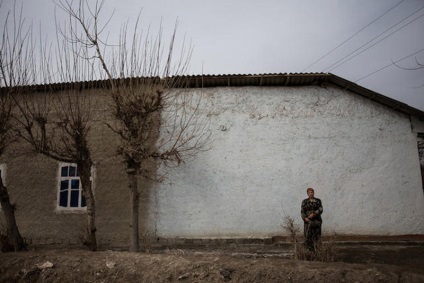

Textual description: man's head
[307,187,314,198]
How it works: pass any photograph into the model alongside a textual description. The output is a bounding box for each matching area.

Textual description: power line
[324,6,424,72]
[355,48,424,82]
[301,0,405,72]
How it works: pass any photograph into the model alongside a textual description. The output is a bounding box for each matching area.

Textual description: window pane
[69,166,76,177]
[61,166,68,177]
[71,179,80,189]
[59,191,68,207]
[60,180,69,191]
[70,191,79,207]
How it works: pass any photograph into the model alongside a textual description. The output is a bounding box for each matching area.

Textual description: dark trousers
[304,222,321,251]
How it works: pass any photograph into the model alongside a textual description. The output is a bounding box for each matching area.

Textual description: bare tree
[55,0,210,252]
[0,89,27,251]
[0,1,28,251]
[14,85,98,251]
[11,14,100,250]
[393,57,424,88]
[394,57,424,71]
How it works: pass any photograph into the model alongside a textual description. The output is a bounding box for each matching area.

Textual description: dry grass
[282,215,336,262]
[140,229,156,253]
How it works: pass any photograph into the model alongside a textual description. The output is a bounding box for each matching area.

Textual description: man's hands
[305,213,315,222]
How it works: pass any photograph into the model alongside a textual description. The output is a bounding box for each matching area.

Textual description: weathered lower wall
[151,86,424,238]
[1,155,133,246]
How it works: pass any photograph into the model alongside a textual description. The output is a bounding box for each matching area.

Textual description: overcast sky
[2,0,424,110]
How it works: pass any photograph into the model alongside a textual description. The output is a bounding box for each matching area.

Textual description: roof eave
[2,72,423,120]
[327,73,424,120]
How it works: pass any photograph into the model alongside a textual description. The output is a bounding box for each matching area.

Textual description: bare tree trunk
[84,190,97,251]
[0,177,26,252]
[78,160,97,251]
[127,168,140,252]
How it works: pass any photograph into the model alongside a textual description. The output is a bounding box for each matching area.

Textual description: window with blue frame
[58,163,86,209]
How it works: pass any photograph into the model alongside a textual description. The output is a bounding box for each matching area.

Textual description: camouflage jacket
[301,198,323,223]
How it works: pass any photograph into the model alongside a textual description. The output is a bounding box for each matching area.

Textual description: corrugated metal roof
[326,74,424,120]
[3,72,424,119]
[180,73,330,88]
[180,73,424,119]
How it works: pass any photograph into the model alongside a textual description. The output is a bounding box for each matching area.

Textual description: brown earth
[1,243,424,283]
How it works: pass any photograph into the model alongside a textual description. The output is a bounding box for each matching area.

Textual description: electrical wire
[324,7,424,72]
[355,48,424,82]
[324,6,424,72]
[301,0,405,72]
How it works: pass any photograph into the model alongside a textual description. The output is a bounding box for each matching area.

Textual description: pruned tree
[55,0,211,252]
[14,85,98,251]
[0,89,27,251]
[393,57,424,88]
[0,0,28,251]
[12,14,100,250]
[394,57,424,71]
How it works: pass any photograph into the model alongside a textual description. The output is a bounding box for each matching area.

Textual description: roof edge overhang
[2,72,424,119]
[326,74,424,120]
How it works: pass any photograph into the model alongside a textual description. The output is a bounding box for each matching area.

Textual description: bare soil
[1,244,424,282]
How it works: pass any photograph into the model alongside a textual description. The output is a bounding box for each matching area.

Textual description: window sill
[55,208,87,214]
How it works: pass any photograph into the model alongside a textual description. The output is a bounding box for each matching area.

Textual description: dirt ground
[1,243,424,283]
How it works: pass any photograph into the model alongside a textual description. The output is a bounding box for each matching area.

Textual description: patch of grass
[140,229,156,253]
[282,215,336,262]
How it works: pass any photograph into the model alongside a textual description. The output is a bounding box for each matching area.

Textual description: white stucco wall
[151,85,424,238]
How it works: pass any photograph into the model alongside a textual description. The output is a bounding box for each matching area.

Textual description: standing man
[301,187,323,251]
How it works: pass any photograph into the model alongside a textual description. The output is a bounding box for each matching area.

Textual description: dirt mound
[1,246,423,282]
